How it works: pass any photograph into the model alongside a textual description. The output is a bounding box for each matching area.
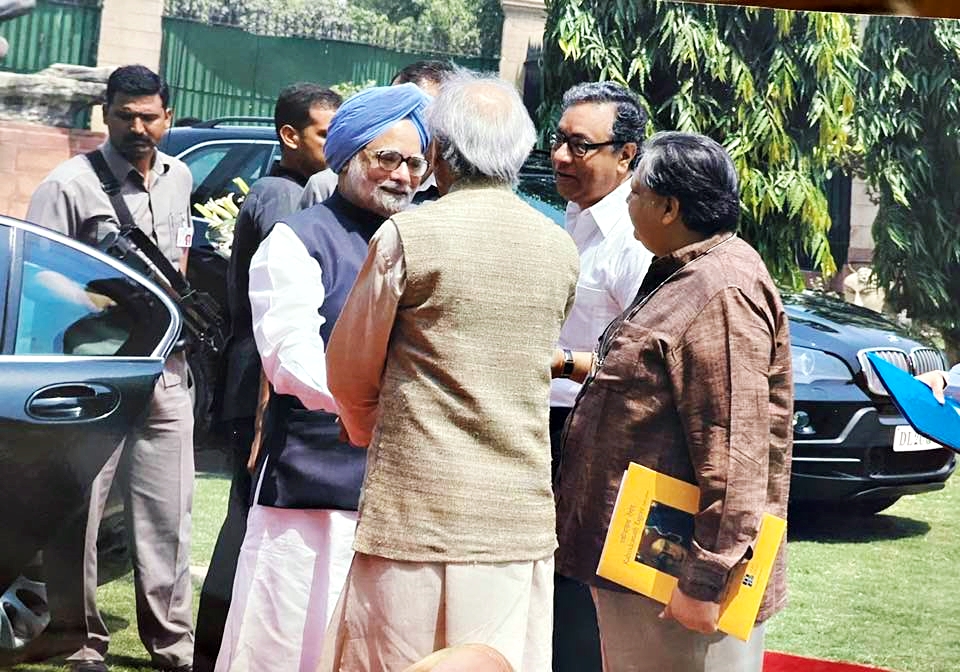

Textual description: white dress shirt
[248,222,338,413]
[948,364,960,402]
[550,179,654,407]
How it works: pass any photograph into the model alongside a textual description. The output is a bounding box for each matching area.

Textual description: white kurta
[550,179,654,408]
[215,223,354,672]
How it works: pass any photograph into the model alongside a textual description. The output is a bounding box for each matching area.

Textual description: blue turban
[324,83,431,174]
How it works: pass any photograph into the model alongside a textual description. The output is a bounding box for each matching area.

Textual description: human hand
[659,586,720,634]
[336,417,367,448]
[87,291,116,311]
[916,370,949,405]
[337,417,351,444]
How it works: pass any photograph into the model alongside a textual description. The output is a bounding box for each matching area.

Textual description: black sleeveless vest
[254,191,385,510]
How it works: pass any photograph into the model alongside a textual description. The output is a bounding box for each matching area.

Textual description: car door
[0,218,181,590]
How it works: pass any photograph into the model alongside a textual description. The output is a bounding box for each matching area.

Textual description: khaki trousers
[43,352,195,667]
[591,587,765,672]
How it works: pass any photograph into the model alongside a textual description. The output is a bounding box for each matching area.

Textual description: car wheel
[0,574,50,663]
[849,496,901,516]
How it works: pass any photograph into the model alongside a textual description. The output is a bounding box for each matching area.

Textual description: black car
[785,292,954,514]
[161,120,955,515]
[0,216,182,660]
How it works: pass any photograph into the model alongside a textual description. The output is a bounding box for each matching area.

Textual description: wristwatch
[560,348,575,378]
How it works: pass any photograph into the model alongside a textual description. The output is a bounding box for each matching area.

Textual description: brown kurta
[554,232,793,623]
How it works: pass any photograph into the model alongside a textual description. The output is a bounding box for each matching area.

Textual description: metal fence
[0,0,101,74]
[160,16,500,121]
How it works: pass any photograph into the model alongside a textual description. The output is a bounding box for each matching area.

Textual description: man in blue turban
[214,83,432,672]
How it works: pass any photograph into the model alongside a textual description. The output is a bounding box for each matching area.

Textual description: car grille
[911,347,946,375]
[857,347,947,396]
[867,445,954,477]
[858,348,910,395]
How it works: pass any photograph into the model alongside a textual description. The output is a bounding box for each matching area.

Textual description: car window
[184,145,231,188]
[14,230,172,357]
[181,142,276,206]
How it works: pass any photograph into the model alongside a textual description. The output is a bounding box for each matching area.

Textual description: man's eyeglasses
[550,131,619,158]
[370,149,430,177]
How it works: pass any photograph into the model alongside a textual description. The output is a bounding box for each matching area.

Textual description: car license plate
[892,424,941,452]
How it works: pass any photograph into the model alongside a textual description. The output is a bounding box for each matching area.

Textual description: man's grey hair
[561,81,647,169]
[427,70,536,185]
[635,131,740,235]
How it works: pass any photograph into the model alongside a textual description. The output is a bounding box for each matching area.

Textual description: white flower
[194,177,250,258]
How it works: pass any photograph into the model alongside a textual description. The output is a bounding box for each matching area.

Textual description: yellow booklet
[596,462,786,642]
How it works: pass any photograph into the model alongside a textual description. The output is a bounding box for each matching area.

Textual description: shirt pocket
[575,282,611,319]
[594,321,660,394]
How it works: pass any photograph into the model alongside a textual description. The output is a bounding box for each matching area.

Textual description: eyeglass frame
[366,148,431,177]
[549,130,622,158]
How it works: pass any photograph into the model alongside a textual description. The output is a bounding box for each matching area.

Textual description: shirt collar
[418,173,437,193]
[642,231,738,291]
[565,178,632,238]
[100,140,170,187]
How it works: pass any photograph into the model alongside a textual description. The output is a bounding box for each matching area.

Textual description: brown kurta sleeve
[667,286,776,602]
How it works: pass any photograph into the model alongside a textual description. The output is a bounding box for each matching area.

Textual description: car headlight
[791,346,853,385]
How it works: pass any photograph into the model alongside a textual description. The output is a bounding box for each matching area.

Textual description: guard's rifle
[87,149,226,357]
[97,228,226,356]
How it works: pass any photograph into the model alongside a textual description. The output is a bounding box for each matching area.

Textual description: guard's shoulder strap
[85,149,137,233]
[85,149,189,295]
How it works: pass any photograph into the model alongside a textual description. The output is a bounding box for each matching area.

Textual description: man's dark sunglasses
[549,131,619,158]
[372,149,430,177]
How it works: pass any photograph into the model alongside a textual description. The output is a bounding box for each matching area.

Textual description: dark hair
[105,65,170,108]
[392,60,455,89]
[635,131,741,235]
[561,81,647,169]
[274,83,342,137]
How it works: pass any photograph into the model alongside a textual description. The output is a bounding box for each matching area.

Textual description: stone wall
[0,120,103,219]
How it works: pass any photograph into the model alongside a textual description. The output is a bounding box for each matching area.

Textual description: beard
[343,155,414,216]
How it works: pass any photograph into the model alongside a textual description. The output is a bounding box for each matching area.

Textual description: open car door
[0,218,181,591]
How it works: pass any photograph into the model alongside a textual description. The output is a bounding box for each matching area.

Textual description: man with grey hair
[323,72,580,672]
[549,80,654,672]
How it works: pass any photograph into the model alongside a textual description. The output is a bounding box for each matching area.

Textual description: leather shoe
[68,661,108,672]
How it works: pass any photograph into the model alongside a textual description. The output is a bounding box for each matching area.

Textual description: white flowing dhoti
[214,505,357,672]
[319,552,554,672]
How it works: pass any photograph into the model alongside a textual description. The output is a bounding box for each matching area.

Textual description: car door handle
[26,384,120,421]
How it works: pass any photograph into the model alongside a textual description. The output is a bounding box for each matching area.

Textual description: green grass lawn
[11,459,960,672]
[766,475,960,672]
[12,469,230,672]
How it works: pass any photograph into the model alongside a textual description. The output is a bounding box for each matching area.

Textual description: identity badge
[175,213,194,248]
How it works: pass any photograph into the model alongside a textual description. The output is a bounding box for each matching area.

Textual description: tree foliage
[859,16,960,355]
[347,0,503,57]
[542,0,862,286]
[165,0,502,57]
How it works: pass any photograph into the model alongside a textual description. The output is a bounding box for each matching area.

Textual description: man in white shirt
[549,81,654,672]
